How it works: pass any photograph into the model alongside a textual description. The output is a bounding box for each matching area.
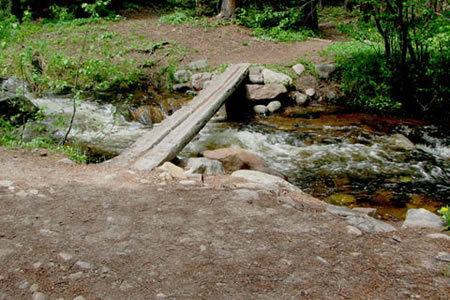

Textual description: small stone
[0,180,13,187]
[326,91,337,100]
[305,88,316,97]
[59,252,73,261]
[281,259,292,266]
[156,293,167,299]
[292,64,306,75]
[346,225,362,236]
[33,262,42,269]
[346,215,396,233]
[435,252,450,262]
[18,281,29,289]
[316,256,329,265]
[191,72,213,90]
[32,292,48,300]
[253,105,268,115]
[352,207,377,216]
[119,281,133,291]
[249,74,264,84]
[200,245,207,252]
[30,283,39,292]
[174,70,192,83]
[159,172,173,181]
[104,174,117,180]
[315,63,336,79]
[158,162,187,180]
[249,66,263,74]
[392,235,402,243]
[73,296,86,300]
[28,189,39,195]
[57,158,75,164]
[262,69,293,85]
[68,272,84,280]
[267,101,282,113]
[8,186,15,191]
[16,191,29,198]
[289,91,308,106]
[103,202,111,209]
[179,180,196,185]
[75,261,91,269]
[426,233,450,241]
[0,275,4,280]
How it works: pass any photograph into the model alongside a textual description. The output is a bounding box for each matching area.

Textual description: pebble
[30,283,39,292]
[73,296,86,300]
[68,272,84,280]
[16,191,29,198]
[104,174,117,180]
[305,88,316,97]
[156,293,167,299]
[0,180,13,187]
[316,256,330,265]
[28,189,39,195]
[435,252,450,262]
[280,259,292,266]
[179,180,196,185]
[32,292,48,300]
[59,252,73,261]
[8,186,15,191]
[140,179,150,184]
[75,261,91,269]
[426,233,450,241]
[32,262,42,269]
[0,275,4,280]
[200,245,207,252]
[119,281,133,291]
[18,280,29,289]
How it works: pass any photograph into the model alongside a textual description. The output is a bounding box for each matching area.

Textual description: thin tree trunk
[217,0,236,20]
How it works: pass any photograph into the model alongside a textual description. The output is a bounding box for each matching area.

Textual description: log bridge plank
[108,63,250,170]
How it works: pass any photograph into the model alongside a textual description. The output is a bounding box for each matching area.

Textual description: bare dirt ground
[0,147,449,300]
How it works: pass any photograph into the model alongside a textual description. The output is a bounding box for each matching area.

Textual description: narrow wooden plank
[108,63,249,170]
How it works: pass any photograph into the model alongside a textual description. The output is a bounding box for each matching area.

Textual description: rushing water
[180,106,449,219]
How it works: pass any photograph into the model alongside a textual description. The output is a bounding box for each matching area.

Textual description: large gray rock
[292,64,306,76]
[267,101,282,113]
[186,157,226,175]
[345,215,396,233]
[245,84,287,100]
[192,72,213,90]
[315,64,336,79]
[174,70,192,83]
[232,170,302,193]
[402,208,443,229]
[262,69,293,85]
[1,77,28,95]
[186,60,208,70]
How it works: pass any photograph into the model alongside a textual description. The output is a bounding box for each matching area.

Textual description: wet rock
[345,215,396,233]
[174,70,192,83]
[158,162,187,180]
[346,225,363,236]
[435,252,450,262]
[315,64,336,79]
[186,158,226,175]
[326,205,355,217]
[119,281,133,291]
[232,170,302,193]
[289,91,308,106]
[173,83,191,93]
[267,101,282,113]
[262,69,293,85]
[234,189,259,202]
[186,60,208,70]
[292,64,306,76]
[32,292,48,300]
[327,194,356,205]
[390,134,415,151]
[245,84,287,100]
[203,148,267,173]
[253,105,268,115]
[401,208,443,229]
[192,72,213,90]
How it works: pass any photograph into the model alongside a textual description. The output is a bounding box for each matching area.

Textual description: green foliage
[0,117,87,163]
[50,5,75,22]
[81,0,112,18]
[437,206,449,231]
[158,8,227,29]
[235,6,316,42]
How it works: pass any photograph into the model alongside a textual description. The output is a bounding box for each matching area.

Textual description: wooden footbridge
[108,63,250,170]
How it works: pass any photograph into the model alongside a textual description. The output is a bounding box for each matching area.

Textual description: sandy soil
[0,147,449,300]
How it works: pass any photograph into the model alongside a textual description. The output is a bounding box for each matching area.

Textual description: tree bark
[217,0,236,20]
[303,0,319,31]
[8,0,23,19]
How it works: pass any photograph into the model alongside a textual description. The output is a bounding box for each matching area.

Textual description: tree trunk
[8,0,23,19]
[303,0,319,31]
[217,0,236,20]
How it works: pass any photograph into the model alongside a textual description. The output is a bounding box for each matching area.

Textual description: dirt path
[0,147,449,299]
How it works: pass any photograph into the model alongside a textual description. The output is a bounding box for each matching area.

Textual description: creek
[22,89,449,219]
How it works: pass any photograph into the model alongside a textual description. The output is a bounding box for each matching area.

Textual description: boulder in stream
[245,84,287,100]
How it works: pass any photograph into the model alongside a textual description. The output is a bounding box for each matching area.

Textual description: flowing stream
[180,106,449,219]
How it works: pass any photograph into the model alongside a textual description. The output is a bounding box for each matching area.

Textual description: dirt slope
[0,147,449,299]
